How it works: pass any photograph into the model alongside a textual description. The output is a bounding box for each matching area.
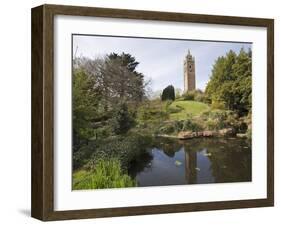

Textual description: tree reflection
[184,149,197,184]
[182,138,251,183]
[154,137,182,157]
[129,137,251,186]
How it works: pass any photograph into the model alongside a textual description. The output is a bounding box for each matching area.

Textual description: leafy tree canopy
[72,52,147,144]
[205,48,252,115]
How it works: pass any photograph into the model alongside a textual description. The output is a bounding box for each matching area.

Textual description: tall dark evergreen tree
[161,85,175,101]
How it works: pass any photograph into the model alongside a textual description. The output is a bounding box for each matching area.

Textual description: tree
[77,53,147,106]
[110,102,135,135]
[231,48,252,114]
[102,57,143,103]
[108,52,145,102]
[161,85,175,101]
[205,48,252,115]
[108,52,139,72]
[72,69,101,145]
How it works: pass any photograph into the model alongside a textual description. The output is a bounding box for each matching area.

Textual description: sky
[73,35,252,92]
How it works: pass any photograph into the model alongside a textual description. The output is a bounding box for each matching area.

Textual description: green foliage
[201,110,238,130]
[94,125,112,139]
[90,133,152,170]
[73,69,101,143]
[137,100,169,122]
[182,91,195,100]
[161,85,175,101]
[73,53,148,144]
[72,49,253,190]
[158,124,176,134]
[194,93,204,102]
[182,89,206,102]
[108,52,139,73]
[154,108,251,135]
[211,101,225,110]
[110,102,135,135]
[182,118,203,132]
[205,119,218,130]
[156,116,202,135]
[73,132,152,173]
[73,159,136,190]
[205,48,252,115]
[73,145,96,170]
[107,52,145,102]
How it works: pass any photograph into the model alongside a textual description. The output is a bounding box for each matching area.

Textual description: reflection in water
[128,137,251,187]
[185,149,197,184]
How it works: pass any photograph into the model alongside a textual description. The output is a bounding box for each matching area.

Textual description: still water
[129,137,252,187]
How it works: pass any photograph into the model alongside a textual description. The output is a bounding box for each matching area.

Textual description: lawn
[168,100,209,120]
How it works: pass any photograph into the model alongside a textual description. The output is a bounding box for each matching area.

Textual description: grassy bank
[168,100,209,120]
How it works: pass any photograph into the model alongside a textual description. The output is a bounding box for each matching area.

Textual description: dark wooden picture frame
[31,4,274,221]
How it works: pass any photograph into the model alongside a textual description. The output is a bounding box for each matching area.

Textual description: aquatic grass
[73,158,136,190]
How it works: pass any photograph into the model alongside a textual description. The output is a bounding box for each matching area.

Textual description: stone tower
[184,50,196,92]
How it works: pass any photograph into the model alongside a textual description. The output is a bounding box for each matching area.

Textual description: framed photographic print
[31,4,274,221]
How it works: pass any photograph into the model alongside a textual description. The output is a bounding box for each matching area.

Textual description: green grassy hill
[168,100,209,120]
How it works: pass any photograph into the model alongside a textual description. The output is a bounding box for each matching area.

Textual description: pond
[128,137,252,187]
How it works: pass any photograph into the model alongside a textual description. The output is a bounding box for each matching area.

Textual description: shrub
[194,92,205,102]
[94,126,112,139]
[182,90,206,102]
[158,124,175,134]
[174,120,184,132]
[73,145,96,170]
[206,119,218,130]
[157,120,195,134]
[110,102,135,135]
[92,133,151,170]
[161,85,175,101]
[201,110,239,130]
[156,118,202,134]
[183,118,202,131]
[183,92,195,100]
[138,101,169,122]
[211,101,225,110]
[149,110,169,120]
[73,159,136,189]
